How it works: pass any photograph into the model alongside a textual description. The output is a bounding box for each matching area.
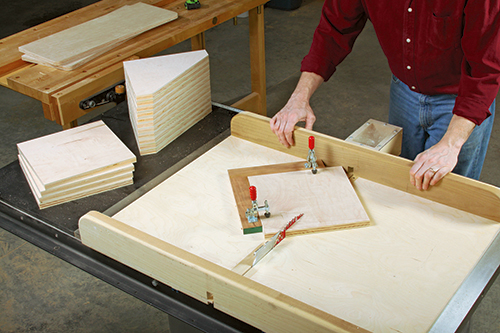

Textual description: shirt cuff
[453,96,492,125]
[301,54,336,82]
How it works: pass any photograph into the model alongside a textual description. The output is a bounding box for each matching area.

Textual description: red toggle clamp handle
[309,136,315,150]
[249,185,257,201]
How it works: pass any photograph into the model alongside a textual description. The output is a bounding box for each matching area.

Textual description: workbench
[0,0,267,129]
[2,103,500,332]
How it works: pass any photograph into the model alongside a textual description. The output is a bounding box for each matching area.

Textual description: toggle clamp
[245,185,270,223]
[305,136,318,174]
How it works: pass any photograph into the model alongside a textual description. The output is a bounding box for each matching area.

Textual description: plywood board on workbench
[248,166,370,237]
[124,50,212,155]
[17,120,136,209]
[18,3,178,70]
[112,136,304,270]
[245,177,500,333]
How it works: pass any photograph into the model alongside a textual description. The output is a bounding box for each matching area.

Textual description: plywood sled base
[79,112,500,332]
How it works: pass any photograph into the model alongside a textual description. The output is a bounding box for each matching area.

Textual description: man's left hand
[409,142,459,190]
[409,115,476,190]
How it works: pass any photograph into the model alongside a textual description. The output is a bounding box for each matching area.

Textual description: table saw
[1,1,500,330]
[0,0,267,129]
[1,106,500,332]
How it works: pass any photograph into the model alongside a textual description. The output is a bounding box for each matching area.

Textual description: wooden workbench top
[0,0,266,100]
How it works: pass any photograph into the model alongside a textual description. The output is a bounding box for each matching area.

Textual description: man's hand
[270,98,316,147]
[410,115,476,190]
[270,72,324,147]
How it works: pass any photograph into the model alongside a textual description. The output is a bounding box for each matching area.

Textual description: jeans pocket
[391,75,400,84]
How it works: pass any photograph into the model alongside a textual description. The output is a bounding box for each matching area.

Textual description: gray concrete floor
[1,0,500,332]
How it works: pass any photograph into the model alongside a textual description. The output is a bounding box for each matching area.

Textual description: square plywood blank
[248,165,370,237]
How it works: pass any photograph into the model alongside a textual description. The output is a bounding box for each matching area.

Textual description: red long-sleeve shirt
[301,0,500,125]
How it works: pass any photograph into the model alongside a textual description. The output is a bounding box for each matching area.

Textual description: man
[270,0,500,190]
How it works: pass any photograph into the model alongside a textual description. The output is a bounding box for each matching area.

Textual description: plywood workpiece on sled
[248,166,370,237]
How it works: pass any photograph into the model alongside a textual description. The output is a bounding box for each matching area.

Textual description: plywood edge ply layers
[230,112,500,223]
[79,211,369,333]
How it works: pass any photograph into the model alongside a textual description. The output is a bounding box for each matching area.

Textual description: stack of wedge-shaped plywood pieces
[17,120,136,209]
[18,3,178,70]
[124,50,212,155]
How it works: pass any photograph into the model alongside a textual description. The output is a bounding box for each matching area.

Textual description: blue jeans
[388,75,495,180]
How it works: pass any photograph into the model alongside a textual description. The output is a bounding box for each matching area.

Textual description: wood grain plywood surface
[80,210,367,333]
[248,166,370,237]
[112,136,303,270]
[21,39,125,71]
[18,3,178,70]
[125,50,207,97]
[245,177,500,332]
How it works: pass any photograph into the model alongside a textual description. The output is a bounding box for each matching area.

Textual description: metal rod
[211,101,244,114]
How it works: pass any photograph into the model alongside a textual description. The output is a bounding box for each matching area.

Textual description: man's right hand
[269,72,324,147]
[270,99,316,147]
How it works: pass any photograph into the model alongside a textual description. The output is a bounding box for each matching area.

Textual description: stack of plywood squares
[17,121,136,209]
[18,3,178,70]
[124,50,212,155]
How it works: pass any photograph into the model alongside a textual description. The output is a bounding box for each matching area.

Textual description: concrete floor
[1,0,500,332]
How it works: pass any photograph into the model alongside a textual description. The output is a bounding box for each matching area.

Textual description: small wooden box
[345,119,402,155]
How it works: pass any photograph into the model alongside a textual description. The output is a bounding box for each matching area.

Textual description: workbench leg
[191,32,206,50]
[42,103,56,121]
[248,5,267,116]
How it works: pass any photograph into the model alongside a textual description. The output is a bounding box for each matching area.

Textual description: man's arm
[270,72,324,147]
[410,115,475,190]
